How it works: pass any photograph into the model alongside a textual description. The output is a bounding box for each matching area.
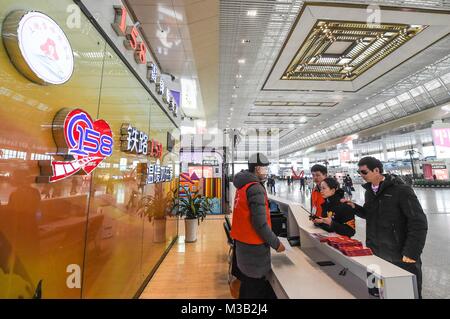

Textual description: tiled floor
[141,181,450,299]
[272,180,450,299]
[140,216,231,299]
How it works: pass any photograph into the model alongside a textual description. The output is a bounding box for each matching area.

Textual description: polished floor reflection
[273,180,450,299]
[140,217,231,299]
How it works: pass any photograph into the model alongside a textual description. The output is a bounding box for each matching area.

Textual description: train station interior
[1,0,450,300]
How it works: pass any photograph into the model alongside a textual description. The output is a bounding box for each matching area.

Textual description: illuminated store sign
[49,109,113,182]
[111,5,178,117]
[147,162,173,184]
[2,11,74,85]
[120,123,163,158]
[120,123,148,155]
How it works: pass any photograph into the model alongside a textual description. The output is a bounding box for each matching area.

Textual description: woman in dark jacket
[313,177,356,237]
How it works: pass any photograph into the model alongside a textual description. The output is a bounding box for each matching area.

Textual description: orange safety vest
[230,182,272,245]
[311,186,325,217]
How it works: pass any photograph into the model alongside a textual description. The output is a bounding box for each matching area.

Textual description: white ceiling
[219,0,450,158]
[124,0,450,160]
[126,0,219,121]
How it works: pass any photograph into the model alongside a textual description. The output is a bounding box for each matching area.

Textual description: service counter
[267,194,418,299]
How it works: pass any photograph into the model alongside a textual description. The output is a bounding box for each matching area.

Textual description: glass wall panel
[0,0,106,298]
[0,0,179,299]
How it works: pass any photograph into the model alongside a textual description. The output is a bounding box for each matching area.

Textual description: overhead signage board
[2,10,74,85]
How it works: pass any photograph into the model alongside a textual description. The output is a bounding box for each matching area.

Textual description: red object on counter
[340,246,373,256]
[311,233,373,257]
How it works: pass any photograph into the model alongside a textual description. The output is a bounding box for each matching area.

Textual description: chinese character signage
[149,139,163,158]
[120,123,163,158]
[49,109,113,182]
[111,5,178,118]
[120,124,148,155]
[146,163,173,184]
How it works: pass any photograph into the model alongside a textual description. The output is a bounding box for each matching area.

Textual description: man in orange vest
[231,153,285,299]
[311,164,327,217]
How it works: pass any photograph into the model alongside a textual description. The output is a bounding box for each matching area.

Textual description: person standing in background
[343,174,353,199]
[270,175,276,195]
[300,176,305,192]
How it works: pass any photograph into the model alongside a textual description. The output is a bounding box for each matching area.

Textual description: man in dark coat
[342,156,428,298]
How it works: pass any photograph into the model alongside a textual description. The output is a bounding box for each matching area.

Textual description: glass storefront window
[0,0,179,299]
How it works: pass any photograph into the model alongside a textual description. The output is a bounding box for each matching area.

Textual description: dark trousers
[393,259,423,299]
[239,273,277,299]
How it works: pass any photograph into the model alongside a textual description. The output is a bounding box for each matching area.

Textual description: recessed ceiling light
[238,59,246,64]
[242,39,251,44]
[236,74,242,78]
[247,10,257,16]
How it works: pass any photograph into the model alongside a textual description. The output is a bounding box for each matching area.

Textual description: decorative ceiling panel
[283,21,426,81]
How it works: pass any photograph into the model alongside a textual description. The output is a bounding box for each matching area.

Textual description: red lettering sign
[149,139,163,158]
[112,6,127,36]
[135,41,147,64]
[125,25,139,50]
[110,6,176,116]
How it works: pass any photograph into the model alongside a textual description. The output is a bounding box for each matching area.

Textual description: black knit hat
[248,153,270,172]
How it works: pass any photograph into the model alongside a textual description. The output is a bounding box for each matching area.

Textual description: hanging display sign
[120,123,163,158]
[2,10,74,85]
[111,5,178,118]
[48,109,113,182]
[136,162,173,185]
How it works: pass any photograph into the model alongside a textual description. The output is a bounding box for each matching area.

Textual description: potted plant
[138,184,175,243]
[174,188,212,242]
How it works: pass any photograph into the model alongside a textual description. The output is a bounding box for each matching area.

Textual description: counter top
[269,238,356,299]
[268,194,418,299]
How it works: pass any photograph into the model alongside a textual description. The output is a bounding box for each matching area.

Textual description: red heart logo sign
[50,109,114,182]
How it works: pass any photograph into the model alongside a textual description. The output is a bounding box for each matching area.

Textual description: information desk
[267,194,418,299]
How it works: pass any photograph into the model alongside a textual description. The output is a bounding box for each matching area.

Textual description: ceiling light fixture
[247,10,257,16]
[238,59,246,64]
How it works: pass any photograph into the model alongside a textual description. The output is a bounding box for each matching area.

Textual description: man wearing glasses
[342,156,428,298]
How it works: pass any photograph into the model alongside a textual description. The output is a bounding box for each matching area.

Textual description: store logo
[2,11,74,85]
[50,109,113,182]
